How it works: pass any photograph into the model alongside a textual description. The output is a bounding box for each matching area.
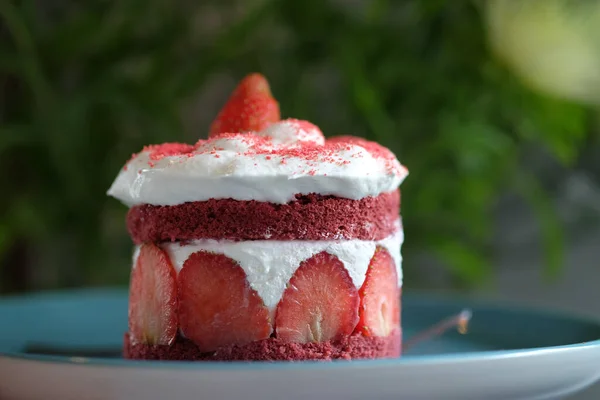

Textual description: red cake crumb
[328,136,406,175]
[202,131,274,148]
[123,329,401,361]
[126,191,400,243]
[144,143,195,161]
[123,128,407,177]
[123,143,195,170]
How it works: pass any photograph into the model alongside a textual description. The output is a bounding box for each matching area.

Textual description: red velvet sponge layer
[126,191,400,243]
[124,330,401,361]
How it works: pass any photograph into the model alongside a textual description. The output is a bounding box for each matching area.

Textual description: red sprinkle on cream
[126,120,403,176]
[144,143,195,161]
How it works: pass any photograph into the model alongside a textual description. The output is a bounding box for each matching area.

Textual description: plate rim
[2,287,600,370]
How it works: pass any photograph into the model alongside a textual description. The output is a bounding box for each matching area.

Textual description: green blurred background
[1,0,600,295]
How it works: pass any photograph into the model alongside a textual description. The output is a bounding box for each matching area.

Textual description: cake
[107,73,408,361]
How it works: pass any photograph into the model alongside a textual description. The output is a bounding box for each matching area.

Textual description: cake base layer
[124,330,401,361]
[126,191,400,243]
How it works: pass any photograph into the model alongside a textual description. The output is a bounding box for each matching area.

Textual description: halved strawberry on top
[128,243,178,346]
[356,247,400,337]
[275,252,359,343]
[209,73,280,137]
[177,251,272,352]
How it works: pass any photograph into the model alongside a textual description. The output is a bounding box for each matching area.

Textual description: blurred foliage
[486,0,600,105]
[0,0,594,293]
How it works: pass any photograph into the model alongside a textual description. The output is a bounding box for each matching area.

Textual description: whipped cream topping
[133,226,403,315]
[107,119,408,206]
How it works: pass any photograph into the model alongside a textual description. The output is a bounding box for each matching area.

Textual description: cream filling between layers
[132,226,404,314]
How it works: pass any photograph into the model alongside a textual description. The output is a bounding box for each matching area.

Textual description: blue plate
[0,288,599,400]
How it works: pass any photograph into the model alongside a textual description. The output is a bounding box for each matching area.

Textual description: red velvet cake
[107,73,408,361]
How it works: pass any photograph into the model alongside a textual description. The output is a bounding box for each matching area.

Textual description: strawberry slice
[209,73,280,137]
[275,252,359,343]
[177,251,272,352]
[128,243,178,346]
[356,247,400,337]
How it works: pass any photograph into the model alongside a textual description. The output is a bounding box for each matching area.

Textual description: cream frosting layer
[108,119,408,206]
